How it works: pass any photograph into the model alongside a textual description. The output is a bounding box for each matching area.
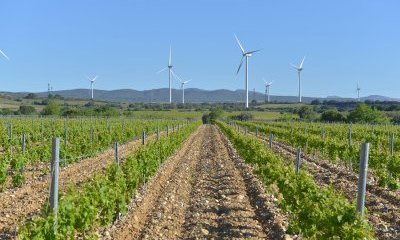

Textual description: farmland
[0,111,397,239]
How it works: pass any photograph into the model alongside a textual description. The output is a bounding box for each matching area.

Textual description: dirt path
[0,132,164,239]
[107,125,286,239]
[252,133,399,240]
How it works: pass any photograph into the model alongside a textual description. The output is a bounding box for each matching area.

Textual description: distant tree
[391,113,400,124]
[1,108,14,115]
[24,93,37,99]
[230,112,253,121]
[208,107,223,121]
[94,106,119,116]
[19,105,36,115]
[41,100,60,115]
[311,99,321,105]
[320,109,345,122]
[347,103,388,124]
[202,113,211,124]
[297,105,316,120]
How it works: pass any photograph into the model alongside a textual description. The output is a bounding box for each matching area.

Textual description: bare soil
[106,125,287,239]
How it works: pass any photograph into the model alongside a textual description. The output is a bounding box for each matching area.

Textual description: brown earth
[106,125,287,240]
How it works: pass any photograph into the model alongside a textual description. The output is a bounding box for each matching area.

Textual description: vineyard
[0,116,398,239]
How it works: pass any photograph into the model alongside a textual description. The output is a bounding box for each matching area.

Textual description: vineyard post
[295,148,301,174]
[356,142,369,217]
[50,138,60,232]
[156,126,159,141]
[166,126,169,137]
[21,134,26,155]
[8,123,12,140]
[388,133,394,183]
[90,122,93,144]
[142,131,146,145]
[41,116,44,141]
[245,127,247,135]
[269,133,273,149]
[256,127,258,137]
[115,142,119,166]
[64,117,68,145]
[348,123,352,146]
[321,128,325,141]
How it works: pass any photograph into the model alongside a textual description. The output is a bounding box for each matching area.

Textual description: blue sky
[0,1,399,98]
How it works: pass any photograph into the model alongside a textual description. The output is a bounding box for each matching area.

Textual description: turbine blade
[171,70,183,82]
[156,67,168,74]
[234,34,245,54]
[247,49,262,54]
[92,76,98,82]
[236,56,244,75]
[184,80,191,84]
[299,56,306,68]
[0,49,9,60]
[290,63,299,70]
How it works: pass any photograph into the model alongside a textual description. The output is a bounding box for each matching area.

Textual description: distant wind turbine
[0,49,9,61]
[157,47,176,104]
[291,56,306,103]
[235,34,261,108]
[171,71,191,104]
[86,75,98,100]
[263,79,273,103]
[179,79,191,104]
[356,81,361,102]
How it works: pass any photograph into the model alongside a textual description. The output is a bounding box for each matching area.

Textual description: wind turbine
[234,34,261,108]
[356,81,361,102]
[86,75,98,100]
[291,56,306,103]
[179,79,191,104]
[0,49,9,61]
[263,78,273,103]
[157,47,175,104]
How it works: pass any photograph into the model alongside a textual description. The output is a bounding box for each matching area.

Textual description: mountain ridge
[1,88,398,104]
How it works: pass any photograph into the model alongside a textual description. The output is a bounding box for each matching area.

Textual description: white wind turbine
[157,47,175,104]
[356,81,361,102]
[179,79,191,104]
[263,78,273,103]
[291,56,306,103]
[171,71,191,104]
[86,75,98,100]
[235,34,261,108]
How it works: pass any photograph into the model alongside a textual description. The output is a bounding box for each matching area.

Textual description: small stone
[284,234,293,240]
[201,228,209,235]
[237,195,245,201]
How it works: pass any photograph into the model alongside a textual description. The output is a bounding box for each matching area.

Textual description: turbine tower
[291,56,306,103]
[235,34,261,108]
[86,75,98,100]
[263,79,273,103]
[157,47,175,103]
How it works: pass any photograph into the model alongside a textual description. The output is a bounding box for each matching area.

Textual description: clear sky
[0,0,399,98]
